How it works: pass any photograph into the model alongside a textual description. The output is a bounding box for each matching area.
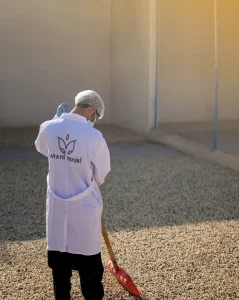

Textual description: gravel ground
[0,138,239,299]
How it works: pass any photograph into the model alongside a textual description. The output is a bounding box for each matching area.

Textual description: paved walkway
[0,140,179,161]
[157,120,239,156]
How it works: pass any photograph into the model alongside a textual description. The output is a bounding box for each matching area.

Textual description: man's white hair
[75,90,105,119]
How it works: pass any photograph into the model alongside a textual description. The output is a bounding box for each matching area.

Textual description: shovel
[101,221,142,297]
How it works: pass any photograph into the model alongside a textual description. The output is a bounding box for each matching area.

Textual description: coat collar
[61,113,87,123]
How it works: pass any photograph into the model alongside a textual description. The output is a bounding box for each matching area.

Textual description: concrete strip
[0,124,146,148]
[149,129,239,172]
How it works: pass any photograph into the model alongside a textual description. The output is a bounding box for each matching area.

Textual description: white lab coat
[35,113,111,255]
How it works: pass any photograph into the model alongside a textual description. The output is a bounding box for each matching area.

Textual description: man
[35,90,111,300]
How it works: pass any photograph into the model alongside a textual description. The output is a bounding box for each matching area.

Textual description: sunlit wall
[1,0,111,126]
[157,0,239,124]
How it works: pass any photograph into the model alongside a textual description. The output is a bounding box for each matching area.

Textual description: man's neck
[71,107,88,119]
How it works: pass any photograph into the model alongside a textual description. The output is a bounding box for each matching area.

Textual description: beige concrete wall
[157,0,215,123]
[1,0,111,126]
[218,0,239,120]
[111,0,156,133]
[3,0,238,131]
[157,0,239,124]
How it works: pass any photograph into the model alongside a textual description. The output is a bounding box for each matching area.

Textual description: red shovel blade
[107,259,142,297]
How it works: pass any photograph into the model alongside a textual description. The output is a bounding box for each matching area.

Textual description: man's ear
[91,104,97,115]
[92,104,97,111]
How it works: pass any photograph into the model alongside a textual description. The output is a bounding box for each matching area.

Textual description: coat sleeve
[35,123,49,157]
[91,136,111,186]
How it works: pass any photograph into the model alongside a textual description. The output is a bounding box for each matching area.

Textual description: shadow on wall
[0,143,239,243]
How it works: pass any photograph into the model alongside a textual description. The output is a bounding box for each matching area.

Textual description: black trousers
[48,251,104,300]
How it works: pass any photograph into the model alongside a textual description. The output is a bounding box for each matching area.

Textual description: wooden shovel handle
[101,220,119,271]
